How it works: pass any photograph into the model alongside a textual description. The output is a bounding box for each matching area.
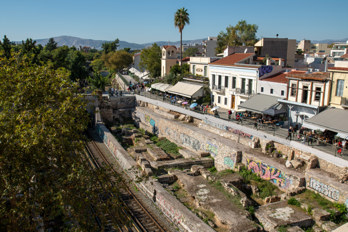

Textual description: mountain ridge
[14,35,348,50]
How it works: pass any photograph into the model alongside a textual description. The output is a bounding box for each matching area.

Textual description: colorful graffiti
[224,155,235,169]
[203,118,253,140]
[309,178,340,201]
[205,141,218,157]
[180,133,201,151]
[157,194,184,225]
[247,159,291,189]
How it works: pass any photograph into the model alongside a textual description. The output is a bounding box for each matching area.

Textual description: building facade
[328,67,348,109]
[258,72,288,98]
[161,46,178,77]
[279,72,330,127]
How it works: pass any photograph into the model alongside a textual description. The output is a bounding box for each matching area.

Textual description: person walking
[286,126,293,140]
[228,110,232,120]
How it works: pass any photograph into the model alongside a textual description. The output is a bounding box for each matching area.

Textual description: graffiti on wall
[247,159,291,189]
[309,178,340,201]
[224,155,236,169]
[203,118,253,140]
[205,141,218,157]
[180,133,201,151]
[157,194,184,225]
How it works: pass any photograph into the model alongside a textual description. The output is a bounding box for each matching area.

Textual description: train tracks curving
[85,135,167,232]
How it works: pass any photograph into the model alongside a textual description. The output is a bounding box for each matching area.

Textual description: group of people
[127,82,145,93]
[108,87,122,97]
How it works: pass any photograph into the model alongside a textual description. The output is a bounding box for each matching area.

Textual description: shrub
[288,198,301,207]
[208,166,217,173]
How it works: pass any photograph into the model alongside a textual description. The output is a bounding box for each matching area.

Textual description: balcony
[340,97,348,108]
[212,85,225,95]
[231,88,255,97]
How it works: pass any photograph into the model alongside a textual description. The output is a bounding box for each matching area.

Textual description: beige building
[328,67,348,109]
[297,40,311,53]
[161,46,178,77]
[310,43,331,55]
[189,57,218,77]
[278,72,331,126]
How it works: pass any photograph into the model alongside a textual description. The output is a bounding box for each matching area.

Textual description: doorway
[231,95,235,109]
[302,86,308,103]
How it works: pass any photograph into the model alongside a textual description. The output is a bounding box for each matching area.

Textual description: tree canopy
[140,43,161,78]
[45,38,58,51]
[216,20,258,53]
[174,7,190,65]
[102,39,119,54]
[102,50,133,72]
[183,47,199,58]
[0,55,126,230]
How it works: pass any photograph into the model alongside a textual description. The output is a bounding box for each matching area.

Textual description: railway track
[85,136,167,232]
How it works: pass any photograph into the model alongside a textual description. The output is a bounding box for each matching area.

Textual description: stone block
[286,160,293,168]
[178,114,185,121]
[144,167,153,176]
[145,139,153,144]
[191,165,204,175]
[134,146,147,153]
[321,221,337,232]
[147,147,171,161]
[307,155,319,169]
[290,159,304,169]
[312,208,331,222]
[200,169,211,180]
[157,174,177,184]
[255,201,314,232]
[200,152,211,157]
[179,148,199,159]
[264,195,281,204]
[286,226,304,232]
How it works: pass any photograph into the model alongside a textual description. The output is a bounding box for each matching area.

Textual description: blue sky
[1,0,347,44]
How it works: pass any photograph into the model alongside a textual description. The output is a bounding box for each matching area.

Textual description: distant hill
[15,35,348,50]
[311,38,348,44]
[16,36,207,50]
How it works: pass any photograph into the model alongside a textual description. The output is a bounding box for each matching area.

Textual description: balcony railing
[212,85,225,94]
[341,97,348,108]
[231,88,254,96]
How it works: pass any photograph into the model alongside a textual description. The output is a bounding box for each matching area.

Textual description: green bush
[258,181,276,199]
[288,198,301,207]
[208,166,217,173]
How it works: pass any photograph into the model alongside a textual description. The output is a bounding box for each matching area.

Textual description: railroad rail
[85,136,167,232]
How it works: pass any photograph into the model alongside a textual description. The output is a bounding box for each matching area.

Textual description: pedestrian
[228,110,232,120]
[254,121,258,130]
[286,126,292,140]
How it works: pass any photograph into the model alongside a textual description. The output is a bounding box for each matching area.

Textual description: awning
[166,81,204,98]
[303,108,348,139]
[150,83,173,92]
[239,94,286,116]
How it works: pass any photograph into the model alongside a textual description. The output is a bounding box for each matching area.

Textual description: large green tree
[0,55,126,231]
[102,39,119,54]
[139,43,161,78]
[45,38,58,51]
[0,35,12,59]
[183,47,199,58]
[103,50,133,72]
[174,7,190,67]
[216,20,258,53]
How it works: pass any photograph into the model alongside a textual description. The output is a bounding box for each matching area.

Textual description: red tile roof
[341,53,348,59]
[163,45,176,49]
[287,72,330,81]
[256,57,284,61]
[210,53,254,66]
[261,71,305,84]
[328,67,348,71]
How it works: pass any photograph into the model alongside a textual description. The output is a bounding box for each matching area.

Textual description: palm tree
[174,7,190,67]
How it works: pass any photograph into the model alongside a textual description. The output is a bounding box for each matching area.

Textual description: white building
[258,71,288,98]
[208,53,283,110]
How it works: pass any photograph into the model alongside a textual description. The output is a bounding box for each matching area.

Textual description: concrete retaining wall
[135,107,304,191]
[95,122,214,232]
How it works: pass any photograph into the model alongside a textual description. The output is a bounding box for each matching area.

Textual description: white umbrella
[211,106,220,111]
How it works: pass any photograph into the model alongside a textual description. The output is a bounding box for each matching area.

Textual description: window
[225,76,229,88]
[261,87,264,92]
[270,89,274,94]
[336,79,344,97]
[314,87,321,101]
[241,78,246,93]
[248,79,253,94]
[212,95,215,103]
[232,77,236,88]
[192,65,196,75]
[212,74,215,86]
[224,97,227,105]
[281,90,284,96]
[218,96,221,103]
[204,66,207,76]
[218,75,222,88]
[291,83,297,96]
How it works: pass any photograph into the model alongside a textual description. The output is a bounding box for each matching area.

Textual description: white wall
[258,81,287,98]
